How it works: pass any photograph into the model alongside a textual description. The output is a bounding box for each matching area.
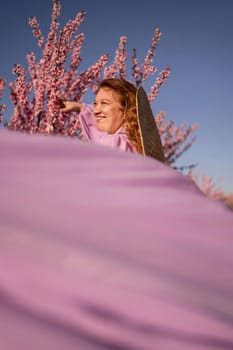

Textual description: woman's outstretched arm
[59,100,83,113]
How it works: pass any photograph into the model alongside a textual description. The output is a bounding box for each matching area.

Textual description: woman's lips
[96,116,106,121]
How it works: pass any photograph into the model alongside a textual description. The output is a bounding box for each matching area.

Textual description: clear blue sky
[1,0,233,193]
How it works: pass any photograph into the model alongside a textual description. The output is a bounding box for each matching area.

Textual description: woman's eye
[93,100,111,108]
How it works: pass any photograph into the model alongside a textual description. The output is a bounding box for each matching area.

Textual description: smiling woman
[60,78,164,161]
[60,78,141,154]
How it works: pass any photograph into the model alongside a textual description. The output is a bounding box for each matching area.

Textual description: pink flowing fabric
[0,129,233,350]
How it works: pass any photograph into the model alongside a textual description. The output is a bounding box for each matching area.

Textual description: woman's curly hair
[97,79,143,154]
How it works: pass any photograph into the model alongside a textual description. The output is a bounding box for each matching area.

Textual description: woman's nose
[93,104,100,114]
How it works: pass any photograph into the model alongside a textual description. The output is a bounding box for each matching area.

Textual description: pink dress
[78,104,136,153]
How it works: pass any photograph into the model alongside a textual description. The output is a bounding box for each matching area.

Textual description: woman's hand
[58,99,83,113]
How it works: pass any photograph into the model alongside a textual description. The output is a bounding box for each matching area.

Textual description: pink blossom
[104,36,127,79]
[29,16,44,47]
[187,172,233,209]
[0,78,6,123]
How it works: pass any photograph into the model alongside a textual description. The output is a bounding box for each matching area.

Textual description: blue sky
[1,0,233,193]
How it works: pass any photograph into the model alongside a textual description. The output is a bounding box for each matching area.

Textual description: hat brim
[136,87,165,162]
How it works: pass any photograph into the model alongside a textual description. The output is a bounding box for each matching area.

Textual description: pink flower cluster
[188,172,233,210]
[104,36,127,80]
[28,17,44,48]
[148,66,171,101]
[0,78,6,123]
[131,29,161,85]
[159,117,199,165]
[7,1,90,136]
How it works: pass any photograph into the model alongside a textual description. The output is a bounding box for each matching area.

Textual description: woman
[60,79,143,154]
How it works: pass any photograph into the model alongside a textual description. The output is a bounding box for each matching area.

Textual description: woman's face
[93,87,125,133]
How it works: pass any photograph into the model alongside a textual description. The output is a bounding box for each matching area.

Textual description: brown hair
[97,79,143,154]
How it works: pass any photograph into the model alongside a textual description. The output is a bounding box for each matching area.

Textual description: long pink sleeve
[78,104,136,153]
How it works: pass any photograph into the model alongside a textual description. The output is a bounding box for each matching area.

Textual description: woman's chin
[96,124,107,132]
[96,122,110,133]
[96,121,121,134]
